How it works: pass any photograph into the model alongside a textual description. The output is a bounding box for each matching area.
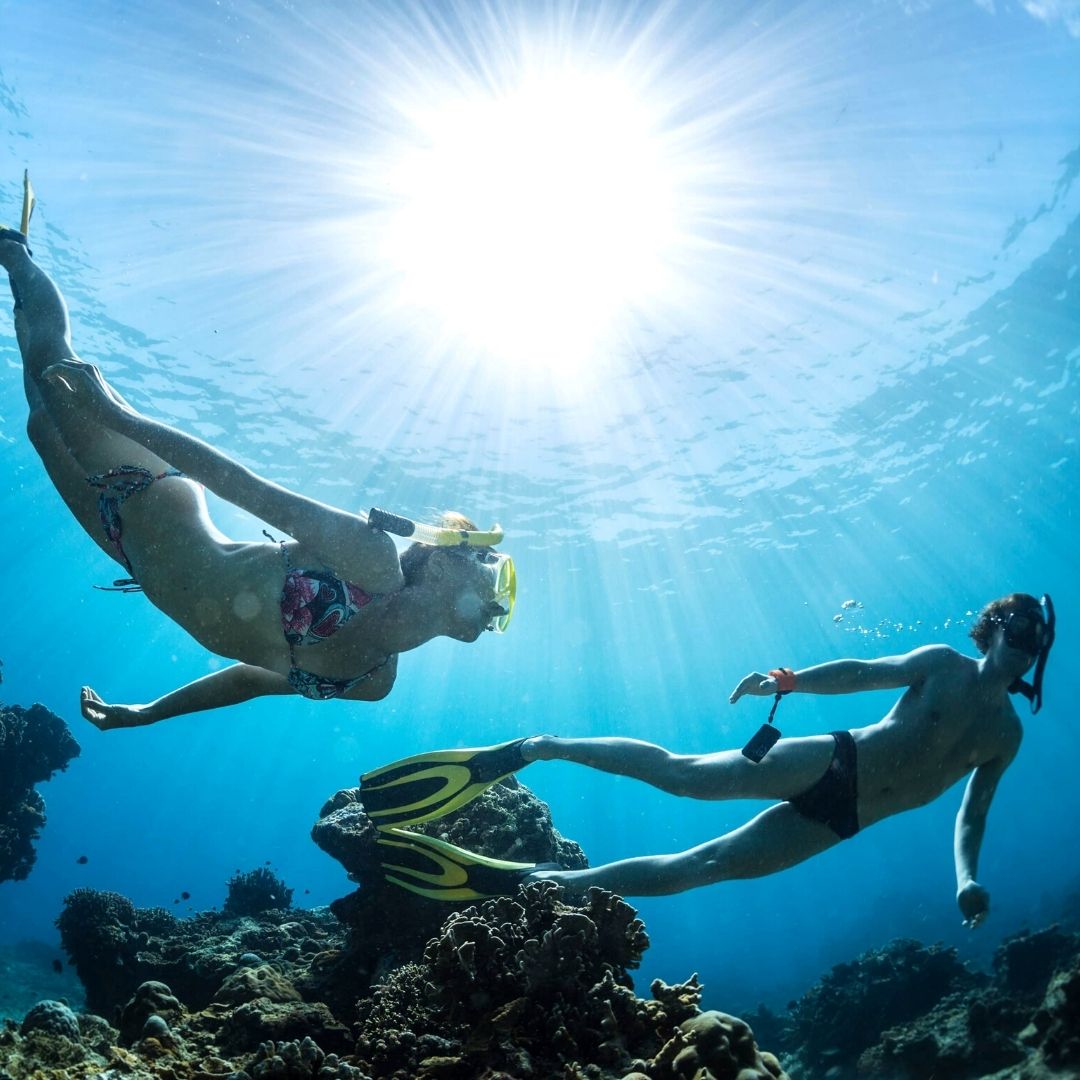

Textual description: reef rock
[56,885,346,1019]
[311,775,589,982]
[779,938,981,1076]
[5,882,788,1080]
[354,880,786,1079]
[763,925,1080,1080]
[0,700,80,883]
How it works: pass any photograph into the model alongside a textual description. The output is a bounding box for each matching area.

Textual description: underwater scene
[1,1,1078,1077]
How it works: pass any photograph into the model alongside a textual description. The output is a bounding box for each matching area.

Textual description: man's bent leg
[532,802,841,897]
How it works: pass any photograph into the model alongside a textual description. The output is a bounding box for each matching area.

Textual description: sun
[379,69,680,374]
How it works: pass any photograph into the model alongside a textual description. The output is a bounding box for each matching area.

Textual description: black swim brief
[787,730,859,839]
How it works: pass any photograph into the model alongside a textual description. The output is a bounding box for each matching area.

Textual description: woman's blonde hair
[399,511,479,584]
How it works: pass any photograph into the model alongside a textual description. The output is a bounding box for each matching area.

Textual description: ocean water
[1,0,1078,1022]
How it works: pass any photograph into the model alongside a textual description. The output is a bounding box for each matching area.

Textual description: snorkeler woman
[0,190,514,730]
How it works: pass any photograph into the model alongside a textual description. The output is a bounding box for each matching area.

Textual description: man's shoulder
[902,643,970,671]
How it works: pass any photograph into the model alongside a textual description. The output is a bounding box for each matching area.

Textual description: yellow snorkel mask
[476,549,516,633]
[368,507,517,633]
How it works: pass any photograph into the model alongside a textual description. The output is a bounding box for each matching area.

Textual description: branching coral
[224,867,295,917]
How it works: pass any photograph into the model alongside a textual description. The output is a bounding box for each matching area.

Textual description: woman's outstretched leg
[522,733,838,802]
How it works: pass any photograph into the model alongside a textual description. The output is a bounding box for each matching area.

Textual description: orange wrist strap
[769,667,797,694]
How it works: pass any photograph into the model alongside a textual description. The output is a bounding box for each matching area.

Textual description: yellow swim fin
[376,827,558,902]
[359,738,530,829]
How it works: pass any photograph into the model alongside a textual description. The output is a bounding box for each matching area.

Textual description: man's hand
[729,671,779,704]
[957,880,990,929]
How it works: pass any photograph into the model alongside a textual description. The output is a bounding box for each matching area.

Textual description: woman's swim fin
[376,827,558,901]
[359,737,530,828]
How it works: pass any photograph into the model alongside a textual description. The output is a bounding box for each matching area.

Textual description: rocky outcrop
[311,774,588,981]
[0,700,79,883]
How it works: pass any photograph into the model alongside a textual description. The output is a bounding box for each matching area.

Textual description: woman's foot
[81,687,153,731]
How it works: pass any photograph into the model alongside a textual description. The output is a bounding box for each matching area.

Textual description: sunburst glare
[379,69,679,373]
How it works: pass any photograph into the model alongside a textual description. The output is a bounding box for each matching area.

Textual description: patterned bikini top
[276,543,391,700]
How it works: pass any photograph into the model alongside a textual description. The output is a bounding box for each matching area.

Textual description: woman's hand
[957,880,990,929]
[42,359,128,425]
[729,671,779,704]
[80,687,152,731]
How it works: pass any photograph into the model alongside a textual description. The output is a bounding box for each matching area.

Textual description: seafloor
[2,701,1078,1079]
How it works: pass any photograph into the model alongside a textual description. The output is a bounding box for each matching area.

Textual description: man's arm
[80,664,297,730]
[953,753,1015,927]
[729,645,954,702]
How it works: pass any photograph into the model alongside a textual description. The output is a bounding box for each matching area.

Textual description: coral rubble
[0,700,80,884]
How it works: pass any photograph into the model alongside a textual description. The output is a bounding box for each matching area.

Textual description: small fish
[76,855,88,864]
[181,891,190,900]
[304,889,310,895]
[173,898,180,904]
[51,959,63,974]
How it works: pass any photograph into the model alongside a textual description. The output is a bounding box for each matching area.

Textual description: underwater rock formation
[56,886,346,1020]
[311,774,589,981]
[0,700,80,883]
[780,937,980,1074]
[748,924,1080,1079]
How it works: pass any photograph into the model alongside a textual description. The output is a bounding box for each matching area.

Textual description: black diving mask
[1006,594,1055,714]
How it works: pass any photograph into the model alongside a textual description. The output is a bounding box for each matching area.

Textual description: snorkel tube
[1009,593,1055,714]
[368,507,504,548]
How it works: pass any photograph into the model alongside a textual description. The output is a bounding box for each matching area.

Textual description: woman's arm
[45,360,403,591]
[80,664,297,729]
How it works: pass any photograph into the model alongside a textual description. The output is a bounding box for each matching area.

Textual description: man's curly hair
[970,592,1043,654]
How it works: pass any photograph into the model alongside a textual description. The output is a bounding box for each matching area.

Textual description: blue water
[1,0,1078,1017]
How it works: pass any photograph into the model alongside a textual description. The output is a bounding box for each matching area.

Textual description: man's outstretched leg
[531,801,841,896]
[523,733,838,802]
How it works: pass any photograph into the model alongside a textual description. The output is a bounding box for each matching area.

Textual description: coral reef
[311,775,589,980]
[225,866,296,917]
[356,879,787,1079]
[56,886,345,1019]
[746,924,1080,1079]
[780,937,980,1073]
[0,700,80,883]
[3,881,788,1080]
